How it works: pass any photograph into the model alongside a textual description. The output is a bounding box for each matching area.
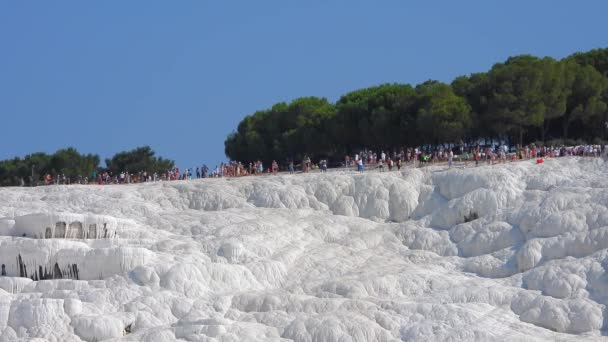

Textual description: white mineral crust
[0,157,607,341]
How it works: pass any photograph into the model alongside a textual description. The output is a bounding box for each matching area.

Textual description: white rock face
[0,157,607,341]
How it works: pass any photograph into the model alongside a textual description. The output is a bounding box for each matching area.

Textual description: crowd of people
[32,144,606,187]
[223,144,606,176]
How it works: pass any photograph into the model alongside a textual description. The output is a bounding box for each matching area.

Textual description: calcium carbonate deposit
[1,157,608,341]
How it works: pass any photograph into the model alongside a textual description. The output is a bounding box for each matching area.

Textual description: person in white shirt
[448,150,454,168]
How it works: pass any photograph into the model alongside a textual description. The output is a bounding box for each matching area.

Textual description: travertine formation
[0,157,607,341]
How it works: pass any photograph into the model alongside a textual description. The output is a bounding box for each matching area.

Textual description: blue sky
[1,1,607,168]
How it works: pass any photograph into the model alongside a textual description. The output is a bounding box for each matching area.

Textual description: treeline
[0,146,174,186]
[225,48,608,163]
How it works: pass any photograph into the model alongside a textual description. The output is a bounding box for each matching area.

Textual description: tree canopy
[105,146,174,175]
[0,146,174,187]
[570,48,608,78]
[225,48,608,164]
[225,97,336,162]
[0,148,100,187]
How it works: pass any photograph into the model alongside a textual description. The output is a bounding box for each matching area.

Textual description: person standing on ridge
[288,161,295,174]
[357,158,364,173]
[271,160,278,175]
[448,150,454,168]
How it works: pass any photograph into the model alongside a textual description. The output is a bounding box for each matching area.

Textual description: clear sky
[1,1,607,168]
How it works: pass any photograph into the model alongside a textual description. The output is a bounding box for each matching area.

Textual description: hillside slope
[1,157,607,341]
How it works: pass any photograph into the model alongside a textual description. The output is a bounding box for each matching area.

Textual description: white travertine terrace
[1,213,118,239]
[0,157,607,341]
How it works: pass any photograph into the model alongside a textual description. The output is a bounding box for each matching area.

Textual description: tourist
[272,160,279,175]
[357,158,364,173]
[321,159,328,172]
[448,150,454,168]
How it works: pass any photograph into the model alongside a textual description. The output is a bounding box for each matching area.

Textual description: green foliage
[50,148,100,179]
[333,84,417,150]
[0,148,99,186]
[452,73,490,139]
[105,146,174,175]
[0,146,174,186]
[226,48,608,163]
[287,97,337,157]
[485,55,546,145]
[570,48,608,77]
[225,97,336,162]
[539,58,569,141]
[561,59,608,139]
[415,82,471,144]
